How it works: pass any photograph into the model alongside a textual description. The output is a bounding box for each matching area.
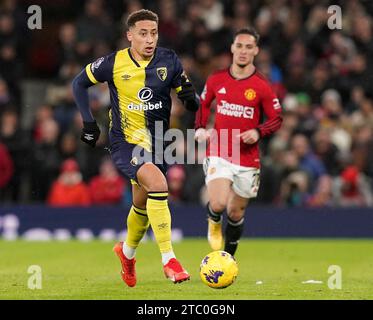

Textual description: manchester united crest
[244,88,256,101]
[156,67,167,81]
[208,167,216,175]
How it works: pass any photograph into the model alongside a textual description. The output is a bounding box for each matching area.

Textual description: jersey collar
[127,48,157,68]
[228,65,256,81]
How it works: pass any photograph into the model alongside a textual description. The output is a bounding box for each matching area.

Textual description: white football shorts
[203,156,260,199]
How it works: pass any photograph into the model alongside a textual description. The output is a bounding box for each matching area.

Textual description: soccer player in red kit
[194,28,282,256]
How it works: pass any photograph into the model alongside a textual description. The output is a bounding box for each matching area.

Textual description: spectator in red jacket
[0,142,14,190]
[89,157,126,205]
[47,158,91,206]
[333,165,373,207]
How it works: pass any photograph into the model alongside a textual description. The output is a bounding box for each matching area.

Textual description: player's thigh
[204,156,234,212]
[207,178,232,213]
[227,189,249,221]
[232,168,260,200]
[136,162,168,192]
[132,183,148,209]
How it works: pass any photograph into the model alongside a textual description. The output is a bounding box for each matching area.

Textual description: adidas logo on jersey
[218,87,226,94]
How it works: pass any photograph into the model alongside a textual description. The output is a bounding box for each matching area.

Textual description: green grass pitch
[0,239,372,300]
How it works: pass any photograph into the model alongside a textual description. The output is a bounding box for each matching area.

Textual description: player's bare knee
[142,177,168,192]
[227,207,245,222]
[137,164,168,192]
[149,181,168,192]
[209,199,227,213]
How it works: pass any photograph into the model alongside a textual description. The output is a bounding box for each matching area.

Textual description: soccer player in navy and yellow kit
[72,9,199,286]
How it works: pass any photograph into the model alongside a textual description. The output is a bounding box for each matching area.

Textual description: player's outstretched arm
[72,70,101,147]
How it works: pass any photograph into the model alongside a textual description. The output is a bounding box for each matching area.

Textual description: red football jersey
[195,68,282,168]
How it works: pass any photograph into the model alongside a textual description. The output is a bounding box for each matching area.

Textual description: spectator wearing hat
[333,165,373,207]
[47,158,91,206]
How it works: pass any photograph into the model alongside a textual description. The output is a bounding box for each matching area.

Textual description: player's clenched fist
[238,129,260,144]
[177,74,195,100]
[177,74,199,111]
[81,121,101,147]
[194,128,211,142]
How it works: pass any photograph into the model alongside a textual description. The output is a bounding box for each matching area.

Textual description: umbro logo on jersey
[218,87,226,94]
[84,134,95,141]
[122,74,132,80]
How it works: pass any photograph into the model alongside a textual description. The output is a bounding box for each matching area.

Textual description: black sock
[207,202,223,222]
[224,217,244,256]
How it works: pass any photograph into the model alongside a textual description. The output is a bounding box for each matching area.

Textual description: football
[199,251,238,289]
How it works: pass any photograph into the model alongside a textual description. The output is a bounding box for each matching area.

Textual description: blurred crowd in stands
[1,0,373,207]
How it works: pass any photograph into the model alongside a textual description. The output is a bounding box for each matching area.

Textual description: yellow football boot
[207,218,223,251]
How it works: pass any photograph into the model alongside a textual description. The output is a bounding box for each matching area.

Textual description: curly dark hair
[126,9,159,29]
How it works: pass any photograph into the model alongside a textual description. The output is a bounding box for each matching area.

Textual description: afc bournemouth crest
[130,157,138,166]
[156,67,167,81]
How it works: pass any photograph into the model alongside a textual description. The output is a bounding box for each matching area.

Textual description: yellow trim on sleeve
[175,86,182,93]
[130,179,139,186]
[85,64,99,84]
